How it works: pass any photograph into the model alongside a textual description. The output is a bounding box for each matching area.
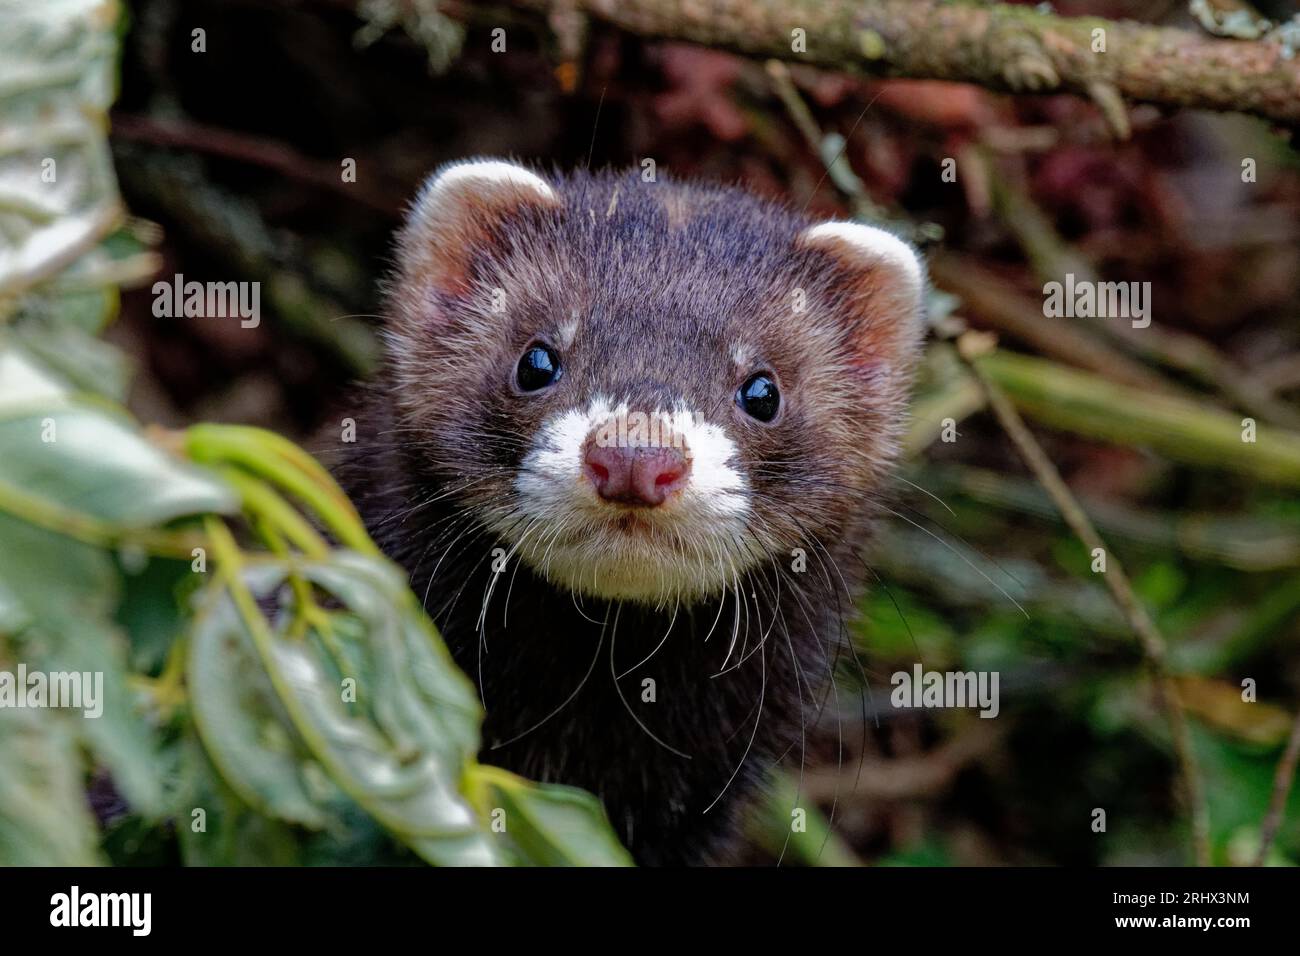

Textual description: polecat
[335,159,926,865]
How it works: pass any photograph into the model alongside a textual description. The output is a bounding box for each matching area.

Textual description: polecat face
[386,160,925,607]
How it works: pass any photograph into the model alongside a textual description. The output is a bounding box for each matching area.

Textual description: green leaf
[0,708,102,866]
[190,548,633,866]
[190,552,501,865]
[0,351,236,528]
[474,769,634,867]
[0,347,234,817]
[977,350,1300,487]
[115,556,194,673]
[10,317,130,401]
[188,586,332,829]
[0,573,29,634]
[1196,726,1300,862]
[176,730,307,866]
[0,0,124,302]
[0,511,164,814]
[744,772,860,868]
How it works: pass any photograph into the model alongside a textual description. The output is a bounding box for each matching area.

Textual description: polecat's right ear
[395,159,561,300]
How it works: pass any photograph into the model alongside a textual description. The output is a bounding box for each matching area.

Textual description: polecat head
[385,158,926,607]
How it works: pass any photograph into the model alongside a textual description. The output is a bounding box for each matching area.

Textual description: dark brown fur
[334,164,924,865]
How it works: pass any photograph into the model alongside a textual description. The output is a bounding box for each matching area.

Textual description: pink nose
[583,443,690,506]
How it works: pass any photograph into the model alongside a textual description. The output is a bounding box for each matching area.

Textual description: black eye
[516,345,561,392]
[737,373,780,422]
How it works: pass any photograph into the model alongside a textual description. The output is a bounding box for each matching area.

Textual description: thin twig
[989,168,1300,430]
[1254,708,1300,866]
[929,253,1179,395]
[953,330,1212,867]
[765,60,883,224]
[110,113,401,215]
[764,59,935,244]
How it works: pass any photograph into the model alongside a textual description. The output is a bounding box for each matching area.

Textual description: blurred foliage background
[3,0,1300,865]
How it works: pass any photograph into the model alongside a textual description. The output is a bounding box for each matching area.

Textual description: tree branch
[502,0,1300,129]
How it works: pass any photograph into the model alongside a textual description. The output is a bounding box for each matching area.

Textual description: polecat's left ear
[796,221,926,373]
[396,158,562,301]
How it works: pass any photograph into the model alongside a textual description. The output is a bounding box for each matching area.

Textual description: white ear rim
[414,159,557,216]
[801,221,924,297]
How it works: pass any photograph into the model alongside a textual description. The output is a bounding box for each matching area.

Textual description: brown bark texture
[505,0,1300,127]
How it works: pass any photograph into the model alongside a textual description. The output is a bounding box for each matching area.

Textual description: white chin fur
[490,396,759,605]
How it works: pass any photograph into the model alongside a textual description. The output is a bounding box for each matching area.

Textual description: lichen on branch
[501,0,1300,129]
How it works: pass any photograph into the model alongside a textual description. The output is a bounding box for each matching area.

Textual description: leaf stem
[0,477,206,558]
[186,424,378,555]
